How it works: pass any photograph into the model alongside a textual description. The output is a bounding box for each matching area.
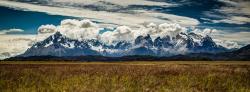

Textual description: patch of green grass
[0,61,250,92]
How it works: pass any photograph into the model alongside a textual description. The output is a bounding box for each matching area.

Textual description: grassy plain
[0,61,250,92]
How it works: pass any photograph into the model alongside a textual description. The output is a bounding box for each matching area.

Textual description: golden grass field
[0,61,250,92]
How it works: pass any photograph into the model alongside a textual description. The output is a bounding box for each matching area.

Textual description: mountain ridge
[19,31,227,57]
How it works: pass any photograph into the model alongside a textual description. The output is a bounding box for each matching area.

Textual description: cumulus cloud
[100,31,116,44]
[35,19,244,50]
[37,19,100,41]
[38,24,57,34]
[192,28,217,37]
[99,22,188,44]
[132,23,187,41]
[0,29,24,34]
[158,23,186,38]
[36,19,185,44]
[34,19,189,45]
[58,19,100,40]
[99,26,132,44]
[35,25,57,42]
[112,26,133,41]
[60,19,98,28]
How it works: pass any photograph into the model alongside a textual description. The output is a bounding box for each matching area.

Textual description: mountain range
[4,31,249,61]
[19,31,227,57]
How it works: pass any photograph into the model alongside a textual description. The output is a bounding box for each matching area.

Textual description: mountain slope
[231,44,250,56]
[22,32,99,57]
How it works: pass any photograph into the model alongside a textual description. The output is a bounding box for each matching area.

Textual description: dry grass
[0,61,250,92]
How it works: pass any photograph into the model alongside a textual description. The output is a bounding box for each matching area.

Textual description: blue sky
[0,6,74,34]
[0,0,250,34]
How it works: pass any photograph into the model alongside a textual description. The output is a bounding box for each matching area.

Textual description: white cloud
[210,30,250,47]
[218,0,250,15]
[192,28,217,37]
[0,0,199,27]
[36,19,246,49]
[51,0,175,7]
[0,29,34,59]
[211,16,250,24]
[35,19,189,44]
[0,29,24,34]
[213,39,240,49]
[207,0,250,24]
[58,19,100,40]
[100,22,188,44]
[36,19,100,41]
[0,34,36,59]
[35,19,189,45]
[38,24,57,34]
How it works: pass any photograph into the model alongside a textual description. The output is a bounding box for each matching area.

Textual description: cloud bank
[37,19,242,49]
[0,34,35,60]
[37,19,188,44]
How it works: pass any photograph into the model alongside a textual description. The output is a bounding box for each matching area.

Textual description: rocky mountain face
[22,32,99,57]
[20,31,227,57]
